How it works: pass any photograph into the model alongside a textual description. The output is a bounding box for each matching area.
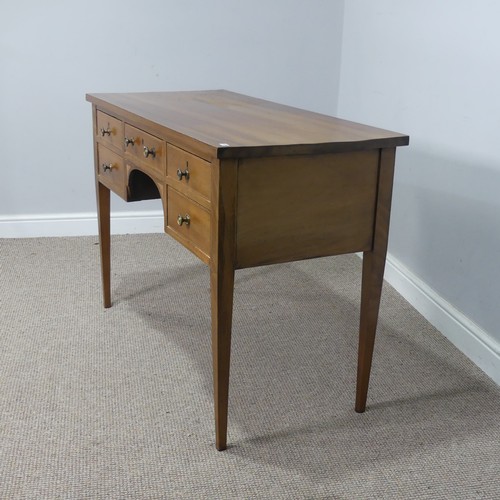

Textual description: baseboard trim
[0,211,164,238]
[383,253,500,386]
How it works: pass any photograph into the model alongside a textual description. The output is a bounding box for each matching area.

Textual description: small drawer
[167,187,210,258]
[167,144,211,204]
[97,144,126,198]
[124,124,165,177]
[96,111,123,150]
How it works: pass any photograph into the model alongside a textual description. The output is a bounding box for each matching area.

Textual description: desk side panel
[235,151,379,268]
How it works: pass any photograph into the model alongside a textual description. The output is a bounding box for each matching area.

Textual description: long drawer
[124,124,166,178]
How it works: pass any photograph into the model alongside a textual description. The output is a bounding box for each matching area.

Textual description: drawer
[96,111,123,150]
[124,124,165,177]
[167,144,211,204]
[167,188,210,258]
[97,144,126,199]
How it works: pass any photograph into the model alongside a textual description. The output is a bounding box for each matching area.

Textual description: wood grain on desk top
[86,90,409,158]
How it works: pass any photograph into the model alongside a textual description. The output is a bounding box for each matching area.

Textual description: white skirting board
[383,253,500,386]
[0,211,164,238]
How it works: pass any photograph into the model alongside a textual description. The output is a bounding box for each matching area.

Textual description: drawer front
[96,111,123,150]
[167,188,210,258]
[124,124,165,176]
[97,144,126,198]
[167,144,211,204]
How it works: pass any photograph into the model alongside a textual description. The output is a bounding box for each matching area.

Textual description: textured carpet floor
[0,234,499,499]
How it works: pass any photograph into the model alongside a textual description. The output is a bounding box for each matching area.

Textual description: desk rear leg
[97,181,111,308]
[355,148,395,412]
[356,250,385,412]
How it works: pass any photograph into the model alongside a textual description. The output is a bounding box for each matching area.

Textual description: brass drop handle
[124,137,135,147]
[102,163,113,172]
[143,146,156,158]
[177,164,190,181]
[177,214,190,226]
[100,127,111,136]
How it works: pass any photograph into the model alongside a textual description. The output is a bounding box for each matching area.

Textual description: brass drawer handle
[143,146,156,158]
[177,214,190,226]
[124,137,135,147]
[100,127,111,136]
[177,165,190,181]
[102,163,113,172]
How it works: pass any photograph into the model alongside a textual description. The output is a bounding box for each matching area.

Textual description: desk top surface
[87,90,409,158]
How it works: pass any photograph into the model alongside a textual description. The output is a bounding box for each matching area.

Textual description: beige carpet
[1,234,499,499]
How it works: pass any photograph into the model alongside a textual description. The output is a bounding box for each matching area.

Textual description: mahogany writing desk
[86,90,409,450]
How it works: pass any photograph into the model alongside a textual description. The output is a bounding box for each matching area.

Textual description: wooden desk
[86,90,409,450]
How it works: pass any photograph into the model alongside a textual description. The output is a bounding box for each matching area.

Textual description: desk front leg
[355,148,396,412]
[96,181,111,308]
[210,263,235,451]
[210,159,238,451]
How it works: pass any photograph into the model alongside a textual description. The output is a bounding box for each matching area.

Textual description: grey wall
[0,0,344,219]
[338,0,500,343]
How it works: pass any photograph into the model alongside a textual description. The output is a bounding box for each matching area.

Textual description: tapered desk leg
[355,250,385,412]
[97,181,111,308]
[355,148,396,413]
[210,159,237,451]
[210,266,235,451]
